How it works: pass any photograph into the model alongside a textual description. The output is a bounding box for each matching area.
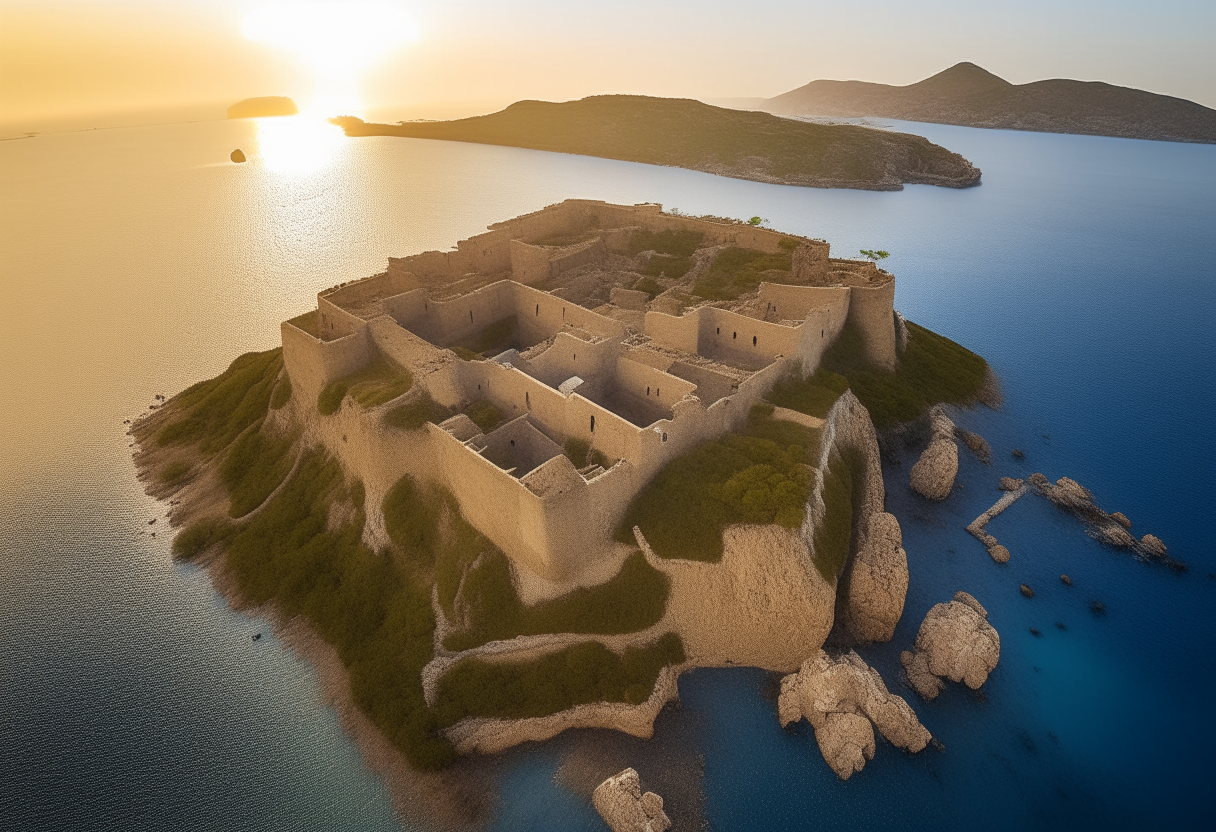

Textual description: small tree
[859,249,890,262]
[747,216,768,227]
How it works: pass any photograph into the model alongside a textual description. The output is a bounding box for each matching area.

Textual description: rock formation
[965,483,1029,563]
[955,427,992,463]
[778,650,931,780]
[910,407,958,500]
[593,768,671,832]
[999,477,1024,491]
[839,512,909,643]
[230,149,246,163]
[1028,474,1173,561]
[901,592,1000,701]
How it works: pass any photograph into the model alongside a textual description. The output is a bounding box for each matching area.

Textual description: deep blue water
[1,117,1213,830]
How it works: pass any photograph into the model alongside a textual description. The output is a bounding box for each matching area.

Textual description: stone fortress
[280,200,898,589]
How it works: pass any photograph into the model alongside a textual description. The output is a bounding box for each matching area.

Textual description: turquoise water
[1,117,1212,830]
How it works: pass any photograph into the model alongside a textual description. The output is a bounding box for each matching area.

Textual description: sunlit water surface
[2,115,1213,831]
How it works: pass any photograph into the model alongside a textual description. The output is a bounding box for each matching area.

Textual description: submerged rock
[1140,534,1168,558]
[955,427,992,464]
[998,477,1024,491]
[1060,574,1072,586]
[901,591,1000,700]
[987,544,1011,564]
[779,650,930,780]
[910,407,958,500]
[592,768,671,832]
[1019,583,1034,598]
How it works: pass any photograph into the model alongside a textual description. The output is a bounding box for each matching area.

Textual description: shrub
[692,247,793,300]
[219,424,297,517]
[158,460,192,485]
[644,254,691,279]
[384,392,450,431]
[269,374,293,409]
[382,475,442,567]
[628,229,703,257]
[156,349,283,455]
[317,380,349,415]
[171,517,232,561]
[766,368,849,419]
[464,400,502,433]
[445,550,669,651]
[434,632,684,725]
[317,354,413,416]
[632,276,663,298]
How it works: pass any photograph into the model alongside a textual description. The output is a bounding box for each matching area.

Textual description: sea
[1,113,1213,831]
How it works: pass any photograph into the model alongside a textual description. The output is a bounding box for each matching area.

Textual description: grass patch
[384,392,452,431]
[692,247,793,300]
[644,254,692,279]
[434,632,684,724]
[778,237,801,251]
[318,354,413,416]
[766,368,849,419]
[453,315,518,357]
[616,415,817,561]
[445,550,669,652]
[171,517,233,561]
[628,228,703,257]
[464,400,503,433]
[269,374,293,410]
[158,460,192,485]
[219,424,297,517]
[823,320,988,429]
[156,349,283,455]
[812,447,854,582]
[632,276,663,298]
[563,438,611,470]
[451,346,485,362]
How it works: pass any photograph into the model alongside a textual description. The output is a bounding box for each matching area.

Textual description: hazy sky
[2,0,1214,130]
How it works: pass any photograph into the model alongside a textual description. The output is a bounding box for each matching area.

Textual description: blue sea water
[1,116,1213,831]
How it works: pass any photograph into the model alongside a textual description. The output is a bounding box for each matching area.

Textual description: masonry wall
[281,319,372,404]
[847,281,897,371]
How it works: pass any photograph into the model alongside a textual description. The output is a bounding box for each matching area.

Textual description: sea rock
[987,544,1011,564]
[1060,574,1072,586]
[230,149,246,163]
[998,477,1024,491]
[1110,511,1132,529]
[955,427,992,464]
[592,768,671,832]
[778,650,930,780]
[1020,583,1034,598]
[1140,534,1167,558]
[910,407,958,500]
[1095,523,1135,548]
[839,512,909,643]
[901,591,1000,700]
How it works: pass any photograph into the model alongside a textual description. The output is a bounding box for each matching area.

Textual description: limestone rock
[230,149,246,163]
[900,649,944,700]
[1060,574,1072,586]
[1140,534,1168,558]
[955,427,992,464]
[910,407,958,500]
[592,768,671,832]
[1110,511,1131,529]
[987,543,1010,564]
[840,512,909,643]
[1095,523,1135,548]
[902,591,1000,700]
[778,650,931,780]
[998,477,1024,491]
[1020,583,1034,598]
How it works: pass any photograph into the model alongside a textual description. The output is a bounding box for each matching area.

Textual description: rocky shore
[901,592,1000,701]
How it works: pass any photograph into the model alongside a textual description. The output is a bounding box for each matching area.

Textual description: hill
[767,62,1216,144]
[331,95,981,191]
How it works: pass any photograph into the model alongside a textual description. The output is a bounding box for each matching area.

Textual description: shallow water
[1,116,1213,830]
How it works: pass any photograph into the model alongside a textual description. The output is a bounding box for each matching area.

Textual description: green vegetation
[627,228,703,257]
[812,447,856,582]
[564,437,611,471]
[384,392,452,431]
[451,346,485,362]
[464,400,503,433]
[616,410,820,561]
[747,216,766,227]
[155,349,283,454]
[453,315,518,357]
[692,246,793,300]
[434,633,684,723]
[766,368,850,419]
[778,237,801,251]
[317,354,413,416]
[269,374,293,410]
[219,424,298,517]
[171,517,233,561]
[158,460,192,485]
[333,97,982,190]
[445,550,669,652]
[823,320,988,429]
[859,249,890,262]
[632,276,663,298]
[643,254,692,280]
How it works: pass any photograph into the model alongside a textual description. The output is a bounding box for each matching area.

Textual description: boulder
[955,428,992,464]
[1140,534,1168,558]
[839,512,909,643]
[998,477,1024,491]
[593,768,671,832]
[910,407,958,500]
[1020,583,1034,598]
[1110,511,1132,529]
[779,650,931,780]
[987,543,1010,564]
[901,591,1000,700]
[230,149,246,163]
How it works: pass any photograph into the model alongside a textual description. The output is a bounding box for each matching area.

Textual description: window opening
[590,415,596,433]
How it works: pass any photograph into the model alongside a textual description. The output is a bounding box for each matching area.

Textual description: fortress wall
[480,416,565,477]
[509,240,556,286]
[281,319,372,402]
[511,282,625,344]
[380,287,431,330]
[389,250,459,284]
[847,281,897,371]
[413,281,516,347]
[565,393,651,466]
[696,308,804,369]
[321,271,413,310]
[643,309,700,354]
[791,242,831,284]
[490,200,594,242]
[757,283,850,322]
[317,296,367,341]
[599,227,636,254]
[366,316,449,372]
[790,298,850,374]
[612,357,697,409]
[548,238,605,275]
[456,229,512,274]
[666,361,738,407]
[517,332,621,390]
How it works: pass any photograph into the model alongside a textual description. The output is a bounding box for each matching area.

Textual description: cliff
[767,62,1216,145]
[331,95,981,191]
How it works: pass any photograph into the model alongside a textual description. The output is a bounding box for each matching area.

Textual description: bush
[766,368,849,419]
[464,400,502,433]
[632,276,663,298]
[823,320,988,429]
[219,424,297,517]
[692,247,792,300]
[318,354,413,415]
[434,632,685,724]
[628,229,703,257]
[171,517,232,560]
[644,254,691,279]
[269,374,293,409]
[384,393,450,431]
[156,349,283,455]
[317,380,349,415]
[445,550,670,651]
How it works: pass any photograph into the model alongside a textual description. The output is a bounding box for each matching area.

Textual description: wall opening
[469,310,474,323]
[716,327,720,335]
[752,335,757,346]
[535,304,539,316]
[733,332,737,340]
[661,432,668,443]
[525,391,530,407]
[590,414,596,433]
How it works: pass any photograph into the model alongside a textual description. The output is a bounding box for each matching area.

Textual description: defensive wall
[280,200,897,584]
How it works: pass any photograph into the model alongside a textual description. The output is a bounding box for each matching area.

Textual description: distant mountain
[767,63,1216,144]
[227,97,298,119]
[332,95,981,191]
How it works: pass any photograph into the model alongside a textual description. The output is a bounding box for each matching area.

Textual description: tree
[859,249,890,262]
[747,216,768,227]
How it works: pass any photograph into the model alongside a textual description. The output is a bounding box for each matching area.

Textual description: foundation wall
[508,240,553,286]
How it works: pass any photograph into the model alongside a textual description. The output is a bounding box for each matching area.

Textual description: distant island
[227,96,298,119]
[766,62,1216,145]
[330,95,981,191]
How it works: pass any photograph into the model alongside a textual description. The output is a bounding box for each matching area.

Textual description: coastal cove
[1,116,1213,831]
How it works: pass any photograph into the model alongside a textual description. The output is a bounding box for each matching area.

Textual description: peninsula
[132,200,995,821]
[331,96,981,191]
[767,62,1216,145]
[227,96,298,119]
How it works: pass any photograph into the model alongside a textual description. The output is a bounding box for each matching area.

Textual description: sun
[243,1,418,115]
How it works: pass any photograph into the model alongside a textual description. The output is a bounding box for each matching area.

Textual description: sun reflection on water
[253,114,346,174]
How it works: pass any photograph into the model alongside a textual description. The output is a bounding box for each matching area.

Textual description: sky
[2,0,1214,132]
